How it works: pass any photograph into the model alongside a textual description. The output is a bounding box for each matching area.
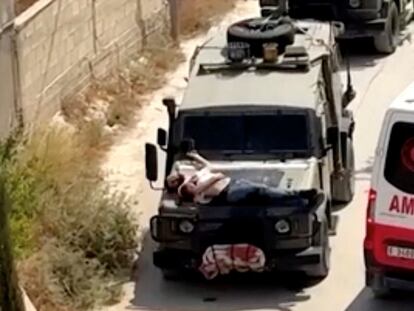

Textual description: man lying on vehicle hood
[166,150,317,206]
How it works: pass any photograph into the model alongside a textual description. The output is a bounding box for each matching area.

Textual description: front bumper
[154,246,324,274]
[384,277,414,291]
[150,208,316,253]
[150,204,327,274]
[336,18,387,39]
[365,250,414,292]
[366,269,414,292]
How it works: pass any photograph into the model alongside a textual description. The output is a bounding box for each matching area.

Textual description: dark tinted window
[244,115,308,151]
[182,116,243,151]
[181,114,309,154]
[384,122,414,194]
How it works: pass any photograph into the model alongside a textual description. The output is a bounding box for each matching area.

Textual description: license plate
[387,246,414,260]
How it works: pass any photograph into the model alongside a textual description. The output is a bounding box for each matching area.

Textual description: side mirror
[342,87,356,108]
[157,128,167,149]
[162,97,177,119]
[321,145,333,157]
[333,21,345,36]
[145,143,158,182]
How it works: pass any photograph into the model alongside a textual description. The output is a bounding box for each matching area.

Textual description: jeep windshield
[174,111,314,159]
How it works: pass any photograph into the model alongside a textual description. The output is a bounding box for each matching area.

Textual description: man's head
[178,180,197,202]
[166,172,185,192]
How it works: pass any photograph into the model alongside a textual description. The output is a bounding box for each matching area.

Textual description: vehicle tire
[334,137,355,204]
[345,137,355,200]
[374,2,399,54]
[326,199,336,236]
[400,5,408,30]
[227,17,295,57]
[307,219,330,279]
[412,0,414,21]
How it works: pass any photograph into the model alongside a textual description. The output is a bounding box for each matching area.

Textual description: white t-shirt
[193,168,216,204]
[180,168,230,204]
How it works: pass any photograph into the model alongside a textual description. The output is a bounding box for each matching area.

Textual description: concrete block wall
[0,28,17,141]
[0,0,18,140]
[13,0,170,125]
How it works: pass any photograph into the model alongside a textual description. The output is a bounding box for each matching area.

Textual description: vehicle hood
[174,158,319,191]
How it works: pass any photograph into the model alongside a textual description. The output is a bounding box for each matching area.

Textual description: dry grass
[7,1,241,310]
[61,0,238,138]
[61,33,185,141]
[179,0,239,37]
[8,32,185,311]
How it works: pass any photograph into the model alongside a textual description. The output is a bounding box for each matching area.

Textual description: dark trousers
[217,179,306,206]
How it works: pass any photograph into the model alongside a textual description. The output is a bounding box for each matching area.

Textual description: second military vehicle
[145,16,356,281]
[260,0,414,54]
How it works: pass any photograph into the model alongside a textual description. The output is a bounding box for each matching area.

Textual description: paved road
[107,9,414,311]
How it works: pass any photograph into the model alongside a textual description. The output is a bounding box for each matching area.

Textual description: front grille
[196,211,312,252]
[197,218,266,251]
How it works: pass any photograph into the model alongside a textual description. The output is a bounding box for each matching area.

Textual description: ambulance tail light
[364,188,377,250]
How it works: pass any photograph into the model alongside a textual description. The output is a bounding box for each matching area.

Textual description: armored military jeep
[145,17,356,281]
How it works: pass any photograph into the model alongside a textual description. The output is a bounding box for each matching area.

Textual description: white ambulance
[365,82,414,297]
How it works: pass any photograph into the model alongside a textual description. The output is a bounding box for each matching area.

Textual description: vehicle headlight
[349,0,361,8]
[178,220,195,234]
[275,219,291,234]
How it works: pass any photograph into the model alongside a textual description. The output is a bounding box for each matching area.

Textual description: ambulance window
[384,122,414,194]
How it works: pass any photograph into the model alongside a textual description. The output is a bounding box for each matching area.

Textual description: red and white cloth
[199,244,266,280]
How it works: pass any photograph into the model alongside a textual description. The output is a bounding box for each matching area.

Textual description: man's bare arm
[186,152,210,168]
[194,173,225,194]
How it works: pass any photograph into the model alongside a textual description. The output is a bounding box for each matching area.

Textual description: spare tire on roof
[227,17,295,57]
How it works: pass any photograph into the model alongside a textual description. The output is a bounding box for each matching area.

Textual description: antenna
[345,48,355,95]
[342,45,356,106]
[279,0,288,15]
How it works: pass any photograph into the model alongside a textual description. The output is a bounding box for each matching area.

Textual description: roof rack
[283,45,310,67]
[197,45,312,74]
[197,60,310,74]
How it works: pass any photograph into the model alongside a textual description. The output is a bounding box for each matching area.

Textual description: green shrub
[3,125,139,311]
[39,241,122,310]
[39,181,139,274]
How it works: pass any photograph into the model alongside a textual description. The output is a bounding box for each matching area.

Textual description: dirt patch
[60,33,185,155]
[179,0,239,37]
[15,0,38,15]
[98,1,259,309]
[11,1,248,310]
[2,33,186,309]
